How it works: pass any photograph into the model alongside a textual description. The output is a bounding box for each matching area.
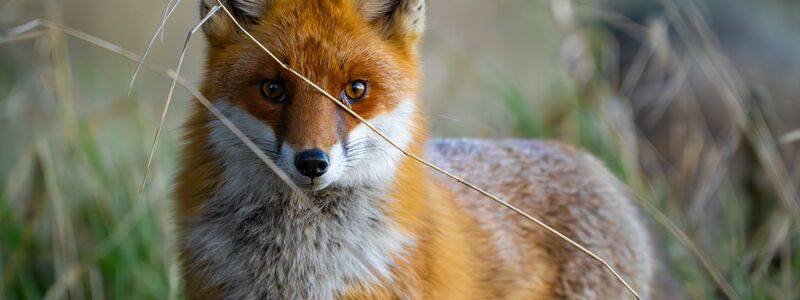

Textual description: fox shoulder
[426,139,655,298]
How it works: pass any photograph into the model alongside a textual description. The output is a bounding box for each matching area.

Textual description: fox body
[175,0,655,299]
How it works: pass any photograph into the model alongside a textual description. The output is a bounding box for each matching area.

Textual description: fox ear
[355,0,426,44]
[200,0,275,45]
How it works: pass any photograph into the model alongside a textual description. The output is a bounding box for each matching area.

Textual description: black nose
[294,149,329,179]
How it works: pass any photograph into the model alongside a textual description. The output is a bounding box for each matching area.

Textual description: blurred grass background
[1,0,799,299]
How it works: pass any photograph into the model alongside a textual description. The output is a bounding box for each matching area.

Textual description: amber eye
[343,80,368,101]
[259,80,287,103]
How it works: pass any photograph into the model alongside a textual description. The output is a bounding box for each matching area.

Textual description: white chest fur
[184,170,411,299]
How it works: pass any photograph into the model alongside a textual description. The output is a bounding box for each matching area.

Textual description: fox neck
[181,99,433,298]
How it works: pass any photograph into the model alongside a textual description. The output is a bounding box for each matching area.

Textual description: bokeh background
[1,0,799,299]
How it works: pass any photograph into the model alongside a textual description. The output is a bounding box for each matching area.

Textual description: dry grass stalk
[0,151,45,294]
[41,1,83,297]
[164,4,307,198]
[0,29,48,44]
[781,129,800,145]
[666,0,800,224]
[127,0,183,95]
[214,1,641,298]
[593,0,798,297]
[0,17,348,295]
[133,4,219,215]
[561,0,747,297]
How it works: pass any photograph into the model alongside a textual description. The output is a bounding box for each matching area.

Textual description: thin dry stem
[38,139,81,300]
[747,105,800,225]
[133,4,220,221]
[127,0,183,95]
[611,113,738,300]
[42,3,83,297]
[160,0,177,42]
[669,0,800,226]
[0,152,46,293]
[0,29,48,44]
[8,19,303,197]
[0,20,312,295]
[781,128,800,145]
[216,1,641,298]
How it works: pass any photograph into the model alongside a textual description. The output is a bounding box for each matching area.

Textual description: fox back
[175,0,655,299]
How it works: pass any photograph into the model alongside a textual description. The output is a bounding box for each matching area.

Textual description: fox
[175,0,656,299]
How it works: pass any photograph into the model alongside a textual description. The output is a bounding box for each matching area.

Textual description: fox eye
[259,80,287,103]
[343,80,368,102]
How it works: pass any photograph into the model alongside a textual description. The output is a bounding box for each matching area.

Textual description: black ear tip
[201,0,272,22]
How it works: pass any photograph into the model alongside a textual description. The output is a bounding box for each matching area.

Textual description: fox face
[199,0,426,191]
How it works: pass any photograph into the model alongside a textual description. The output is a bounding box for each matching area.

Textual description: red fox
[175,0,655,298]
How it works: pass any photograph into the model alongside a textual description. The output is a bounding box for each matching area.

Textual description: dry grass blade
[0,150,45,294]
[133,4,220,222]
[747,106,800,220]
[6,19,302,196]
[0,18,309,280]
[615,120,739,299]
[160,0,177,42]
[127,0,183,95]
[5,19,41,35]
[650,1,778,298]
[0,29,48,44]
[42,264,82,300]
[668,0,800,219]
[781,128,800,145]
[41,4,83,297]
[215,1,640,298]
[637,189,739,299]
[38,139,82,300]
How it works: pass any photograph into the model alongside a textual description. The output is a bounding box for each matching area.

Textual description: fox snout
[210,98,417,193]
[276,141,346,191]
[294,149,329,179]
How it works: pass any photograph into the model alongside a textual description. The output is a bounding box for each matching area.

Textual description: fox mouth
[295,178,332,192]
[279,168,337,192]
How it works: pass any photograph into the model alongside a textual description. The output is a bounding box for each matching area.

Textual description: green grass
[0,45,181,297]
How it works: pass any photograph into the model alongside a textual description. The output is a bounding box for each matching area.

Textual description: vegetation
[1,0,798,299]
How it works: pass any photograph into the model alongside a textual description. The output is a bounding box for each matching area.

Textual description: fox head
[197,0,426,191]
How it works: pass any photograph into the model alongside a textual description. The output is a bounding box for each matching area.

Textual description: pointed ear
[355,0,426,45]
[200,0,275,45]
